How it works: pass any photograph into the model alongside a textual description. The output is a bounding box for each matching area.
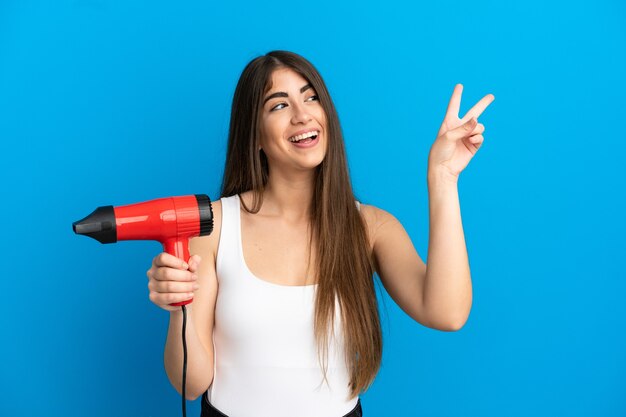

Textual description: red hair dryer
[72,194,214,306]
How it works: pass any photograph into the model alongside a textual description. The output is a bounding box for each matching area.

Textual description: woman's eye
[270,103,287,111]
[307,95,319,102]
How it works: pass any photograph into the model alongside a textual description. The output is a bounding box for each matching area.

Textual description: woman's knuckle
[158,252,168,265]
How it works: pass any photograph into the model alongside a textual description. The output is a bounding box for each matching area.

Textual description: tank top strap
[215,194,242,279]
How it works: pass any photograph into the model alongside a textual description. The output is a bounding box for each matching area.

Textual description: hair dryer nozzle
[195,194,214,236]
[72,206,117,244]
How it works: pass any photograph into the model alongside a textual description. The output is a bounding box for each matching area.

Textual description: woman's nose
[291,102,312,124]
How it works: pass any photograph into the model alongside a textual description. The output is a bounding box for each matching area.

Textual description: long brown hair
[220,50,382,399]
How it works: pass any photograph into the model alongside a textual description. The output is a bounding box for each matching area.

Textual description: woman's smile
[287,128,319,143]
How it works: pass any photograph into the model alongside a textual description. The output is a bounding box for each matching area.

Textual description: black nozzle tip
[195,194,214,236]
[72,206,117,244]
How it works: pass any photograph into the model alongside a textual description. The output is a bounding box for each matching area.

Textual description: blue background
[1,0,624,416]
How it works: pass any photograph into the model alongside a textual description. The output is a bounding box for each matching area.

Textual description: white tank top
[207,194,360,416]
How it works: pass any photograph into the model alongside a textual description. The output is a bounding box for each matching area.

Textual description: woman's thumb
[188,254,202,272]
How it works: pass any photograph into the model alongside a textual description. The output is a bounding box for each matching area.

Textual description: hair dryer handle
[163,238,193,306]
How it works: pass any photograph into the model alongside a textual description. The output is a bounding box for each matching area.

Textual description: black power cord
[181,304,188,417]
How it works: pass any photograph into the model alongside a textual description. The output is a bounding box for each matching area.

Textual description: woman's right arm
[147,200,222,400]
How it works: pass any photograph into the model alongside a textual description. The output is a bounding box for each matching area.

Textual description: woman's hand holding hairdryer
[147,252,202,312]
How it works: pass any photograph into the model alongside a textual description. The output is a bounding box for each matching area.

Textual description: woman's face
[259,67,327,174]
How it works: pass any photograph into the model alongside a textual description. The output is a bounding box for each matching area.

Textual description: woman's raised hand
[428,84,495,182]
[146,252,202,312]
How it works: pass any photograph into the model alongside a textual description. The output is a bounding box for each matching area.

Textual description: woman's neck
[259,172,316,222]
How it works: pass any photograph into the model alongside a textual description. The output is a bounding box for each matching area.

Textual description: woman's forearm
[164,305,214,400]
[423,169,473,330]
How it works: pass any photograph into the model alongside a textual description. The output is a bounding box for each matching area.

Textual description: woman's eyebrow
[263,84,313,104]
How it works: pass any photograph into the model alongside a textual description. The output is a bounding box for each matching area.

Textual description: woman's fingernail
[193,284,200,290]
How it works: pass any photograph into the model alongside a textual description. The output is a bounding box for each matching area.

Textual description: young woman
[146,50,494,417]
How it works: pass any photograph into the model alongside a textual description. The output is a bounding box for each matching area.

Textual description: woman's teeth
[288,131,319,143]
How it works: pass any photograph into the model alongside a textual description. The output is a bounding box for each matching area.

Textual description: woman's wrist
[169,303,193,317]
[428,166,459,189]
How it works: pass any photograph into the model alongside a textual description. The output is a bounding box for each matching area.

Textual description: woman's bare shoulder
[189,198,222,262]
[358,202,388,227]
[358,203,401,244]
[357,203,385,250]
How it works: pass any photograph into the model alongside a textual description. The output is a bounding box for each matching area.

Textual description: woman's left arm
[370,84,494,331]
[368,194,472,332]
